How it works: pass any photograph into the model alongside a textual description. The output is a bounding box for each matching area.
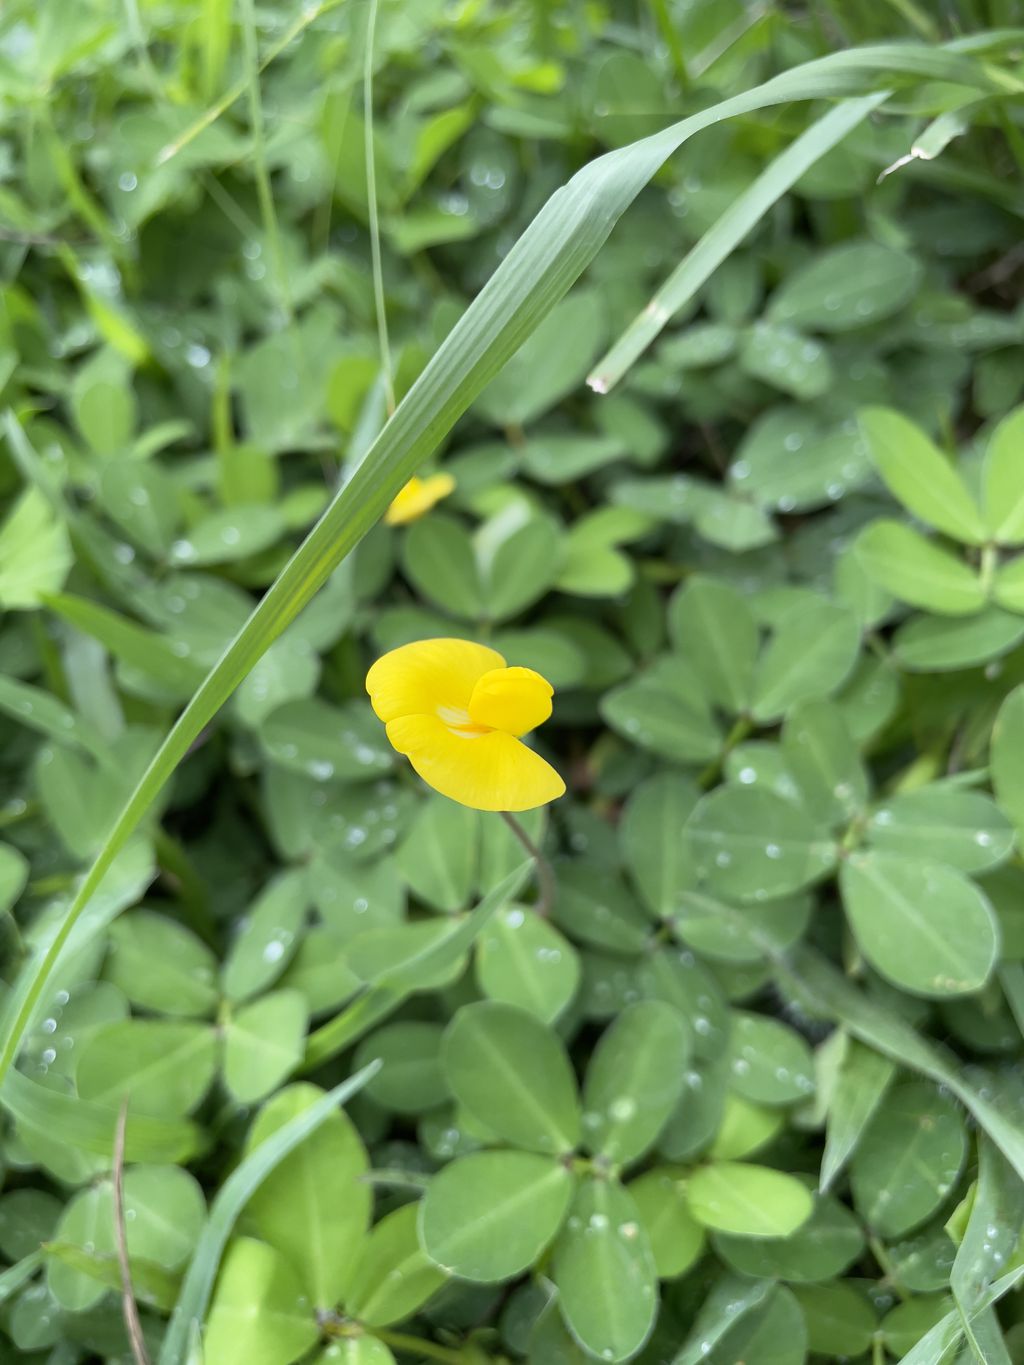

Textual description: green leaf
[840,851,999,997]
[344,1202,447,1327]
[993,684,1024,841]
[671,1276,774,1365]
[751,598,861,722]
[476,906,580,1024]
[260,699,392,784]
[716,1192,864,1282]
[860,407,985,543]
[442,1001,580,1156]
[401,514,483,619]
[582,1001,691,1165]
[856,520,985,615]
[739,322,833,399]
[355,1021,447,1115]
[170,505,286,567]
[619,773,701,918]
[245,1082,371,1309]
[203,1237,318,1365]
[554,864,653,954]
[552,1177,657,1363]
[105,910,218,1018]
[221,869,309,1004]
[688,785,838,901]
[396,795,478,912]
[849,1080,967,1238]
[769,241,922,331]
[685,1162,813,1238]
[792,1283,876,1358]
[74,1018,218,1117]
[668,576,758,715]
[983,405,1024,543]
[726,1012,815,1106]
[419,1150,574,1281]
[0,488,72,609]
[0,843,29,917]
[601,674,721,764]
[100,460,179,556]
[820,1038,895,1193]
[781,700,869,826]
[627,1167,705,1279]
[866,789,1014,873]
[893,607,1024,671]
[477,506,563,618]
[993,554,1024,611]
[223,990,308,1104]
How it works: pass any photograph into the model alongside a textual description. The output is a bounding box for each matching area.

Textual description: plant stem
[499,811,555,917]
[363,0,395,417]
[113,1099,151,1365]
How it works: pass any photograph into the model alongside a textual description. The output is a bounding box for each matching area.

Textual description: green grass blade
[302,860,530,1069]
[587,93,888,393]
[1,1068,201,1163]
[791,948,1024,1183]
[158,1062,380,1365]
[0,40,1011,1093]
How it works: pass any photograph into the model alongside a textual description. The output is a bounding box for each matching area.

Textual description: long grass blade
[157,1062,380,1365]
[0,41,1014,1092]
[587,93,888,393]
[790,948,1024,1183]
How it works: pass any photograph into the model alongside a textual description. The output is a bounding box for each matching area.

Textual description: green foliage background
[3,1,1024,1362]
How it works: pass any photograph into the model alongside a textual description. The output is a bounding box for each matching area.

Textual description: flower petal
[366,638,506,723]
[469,666,553,736]
[384,473,456,526]
[386,714,565,811]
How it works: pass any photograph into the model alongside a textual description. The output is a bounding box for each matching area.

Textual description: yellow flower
[366,638,566,812]
[384,473,455,526]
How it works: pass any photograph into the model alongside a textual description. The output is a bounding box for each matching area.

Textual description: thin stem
[648,0,690,89]
[499,811,556,918]
[363,0,395,417]
[113,1099,151,1365]
[239,0,292,322]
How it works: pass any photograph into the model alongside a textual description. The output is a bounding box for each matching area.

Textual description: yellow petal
[366,638,505,723]
[468,666,553,736]
[386,714,565,812]
[384,473,456,526]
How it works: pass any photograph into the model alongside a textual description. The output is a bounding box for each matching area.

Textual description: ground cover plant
[3,0,1024,1362]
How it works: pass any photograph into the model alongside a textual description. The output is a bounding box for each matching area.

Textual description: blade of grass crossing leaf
[819,1037,895,1192]
[0,1252,44,1306]
[158,1063,380,1365]
[238,0,290,321]
[790,949,1024,1184]
[588,93,888,392]
[156,0,347,164]
[302,861,530,1068]
[364,0,395,415]
[898,1263,1024,1364]
[0,42,1010,1093]
[951,1137,1023,1365]
[0,1069,200,1163]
